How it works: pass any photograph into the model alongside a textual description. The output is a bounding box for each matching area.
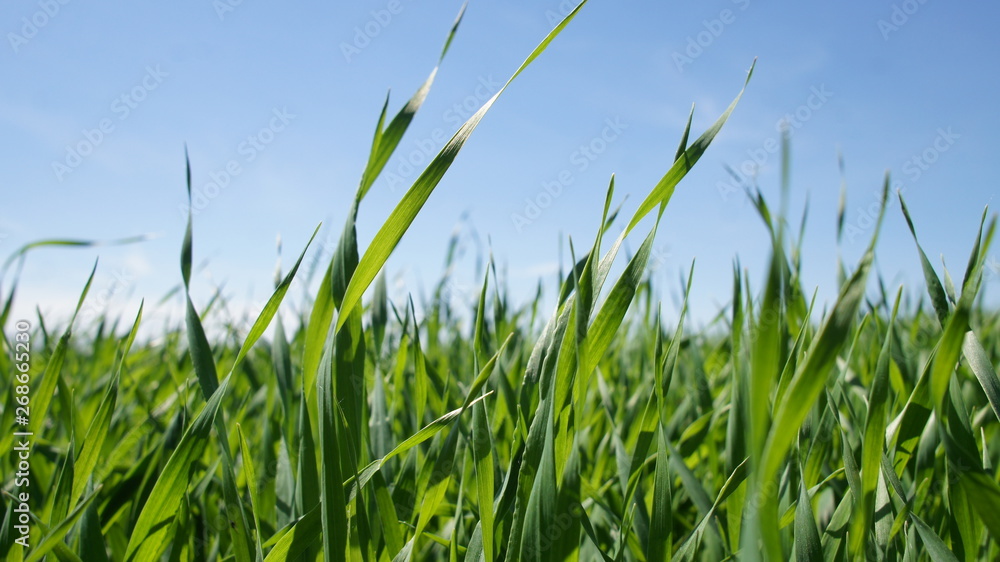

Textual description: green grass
[3,3,1000,561]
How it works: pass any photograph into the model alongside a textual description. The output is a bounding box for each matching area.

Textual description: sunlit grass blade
[645,424,672,562]
[71,301,142,508]
[624,59,755,234]
[794,475,822,562]
[317,325,349,561]
[753,173,890,561]
[909,513,960,562]
[962,332,1000,422]
[357,2,467,200]
[850,289,900,557]
[899,193,950,325]
[124,376,232,562]
[27,260,96,439]
[471,396,495,561]
[237,425,266,561]
[337,0,592,333]
[262,505,322,561]
[23,485,101,562]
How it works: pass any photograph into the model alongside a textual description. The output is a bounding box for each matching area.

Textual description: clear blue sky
[3,0,998,333]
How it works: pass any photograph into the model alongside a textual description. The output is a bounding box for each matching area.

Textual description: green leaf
[958,470,1000,544]
[471,396,496,561]
[899,193,950,325]
[357,3,467,200]
[646,424,672,562]
[962,332,1000,423]
[910,513,960,562]
[519,402,557,562]
[22,485,100,562]
[262,505,322,561]
[794,476,822,562]
[624,59,755,234]
[851,289,900,557]
[71,302,142,508]
[337,0,592,333]
[28,261,96,438]
[755,173,889,561]
[316,318,350,561]
[237,425,266,561]
[124,375,232,562]
[578,224,658,381]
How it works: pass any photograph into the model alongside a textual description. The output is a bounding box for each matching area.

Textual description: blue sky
[2,0,998,334]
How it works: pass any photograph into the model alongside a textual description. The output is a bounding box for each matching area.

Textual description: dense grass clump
[3,3,1000,561]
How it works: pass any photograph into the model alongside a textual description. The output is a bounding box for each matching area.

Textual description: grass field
[3,3,1000,561]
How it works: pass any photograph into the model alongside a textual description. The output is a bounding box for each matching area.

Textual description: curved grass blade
[624,60,755,234]
[348,392,493,498]
[850,289,900,557]
[124,375,232,562]
[909,513,960,562]
[471,396,495,561]
[754,173,890,561]
[27,260,96,439]
[262,505,322,561]
[304,4,465,404]
[237,425,266,561]
[70,301,142,508]
[962,332,1000,423]
[22,486,101,562]
[957,470,1000,543]
[357,2,467,200]
[646,424,672,562]
[0,235,150,289]
[578,223,658,381]
[794,476,822,562]
[337,0,592,333]
[899,193,950,325]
